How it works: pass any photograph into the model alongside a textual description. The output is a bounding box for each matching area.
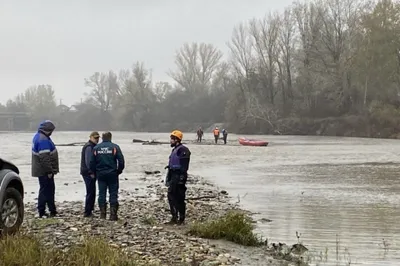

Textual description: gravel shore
[22,171,295,266]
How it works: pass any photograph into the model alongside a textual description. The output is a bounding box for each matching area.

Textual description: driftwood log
[133,138,199,145]
[132,139,146,143]
[186,195,218,201]
[142,140,170,145]
[55,142,85,146]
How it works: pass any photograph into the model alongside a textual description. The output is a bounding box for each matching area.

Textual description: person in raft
[90,132,125,221]
[164,130,191,225]
[213,126,220,144]
[80,131,100,218]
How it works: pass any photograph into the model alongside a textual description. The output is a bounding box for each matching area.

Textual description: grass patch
[31,217,59,227]
[187,211,262,246]
[141,215,157,225]
[0,233,147,266]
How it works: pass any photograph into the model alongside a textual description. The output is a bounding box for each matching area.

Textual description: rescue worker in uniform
[213,127,220,144]
[165,130,191,225]
[80,131,100,217]
[90,132,125,221]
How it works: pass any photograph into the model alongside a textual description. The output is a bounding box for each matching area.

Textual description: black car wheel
[0,187,24,235]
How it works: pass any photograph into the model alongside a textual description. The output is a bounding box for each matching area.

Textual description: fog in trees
[1,0,400,138]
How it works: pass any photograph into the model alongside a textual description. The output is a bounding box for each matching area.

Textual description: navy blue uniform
[90,140,124,208]
[166,144,191,223]
[80,140,97,216]
[222,129,228,144]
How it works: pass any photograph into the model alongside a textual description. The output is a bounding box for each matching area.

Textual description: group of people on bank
[196,126,228,144]
[31,120,191,224]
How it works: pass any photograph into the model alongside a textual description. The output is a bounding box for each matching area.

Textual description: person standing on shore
[222,129,228,144]
[165,130,191,225]
[213,127,220,144]
[31,120,59,218]
[80,131,100,218]
[90,132,124,221]
[196,127,204,142]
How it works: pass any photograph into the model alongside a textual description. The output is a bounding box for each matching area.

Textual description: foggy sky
[0,0,292,105]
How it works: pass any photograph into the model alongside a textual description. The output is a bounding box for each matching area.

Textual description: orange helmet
[170,130,183,140]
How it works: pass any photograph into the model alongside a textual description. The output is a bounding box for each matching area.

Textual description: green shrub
[187,211,262,246]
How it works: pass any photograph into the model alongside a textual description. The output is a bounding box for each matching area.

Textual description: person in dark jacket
[222,129,228,144]
[31,120,59,218]
[90,132,124,221]
[196,127,203,142]
[80,131,100,217]
[165,130,191,225]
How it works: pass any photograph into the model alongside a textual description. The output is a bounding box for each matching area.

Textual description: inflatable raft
[238,137,268,147]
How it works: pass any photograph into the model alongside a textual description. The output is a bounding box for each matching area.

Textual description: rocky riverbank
[21,171,299,266]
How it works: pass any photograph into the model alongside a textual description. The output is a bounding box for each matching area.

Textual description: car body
[0,158,24,234]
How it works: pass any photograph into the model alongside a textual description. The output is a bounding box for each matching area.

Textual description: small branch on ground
[186,195,218,201]
[55,142,86,146]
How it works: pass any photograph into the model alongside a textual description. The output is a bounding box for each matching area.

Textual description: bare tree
[227,23,255,115]
[168,42,223,92]
[276,7,296,111]
[292,0,324,113]
[242,91,282,134]
[153,82,172,102]
[116,62,155,129]
[249,13,281,104]
[227,23,255,78]
[19,85,57,119]
[315,0,366,111]
[84,71,119,112]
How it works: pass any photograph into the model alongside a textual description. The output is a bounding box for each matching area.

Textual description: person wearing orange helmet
[164,130,191,225]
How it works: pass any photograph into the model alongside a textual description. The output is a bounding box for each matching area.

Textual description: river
[1,131,399,265]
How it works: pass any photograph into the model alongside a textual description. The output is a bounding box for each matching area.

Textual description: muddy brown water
[1,131,399,265]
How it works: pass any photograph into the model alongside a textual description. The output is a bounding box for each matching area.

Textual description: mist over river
[1,131,399,265]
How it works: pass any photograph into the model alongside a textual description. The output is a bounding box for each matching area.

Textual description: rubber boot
[115,204,119,220]
[164,216,177,225]
[109,205,118,221]
[100,205,107,220]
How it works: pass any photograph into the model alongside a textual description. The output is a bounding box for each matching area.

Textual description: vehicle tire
[0,187,24,235]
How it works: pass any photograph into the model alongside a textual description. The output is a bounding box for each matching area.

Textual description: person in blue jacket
[80,131,100,217]
[90,132,124,221]
[31,120,59,218]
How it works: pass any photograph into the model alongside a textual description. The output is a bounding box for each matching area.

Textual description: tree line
[2,0,400,137]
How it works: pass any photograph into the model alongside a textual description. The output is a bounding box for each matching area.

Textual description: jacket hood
[38,120,55,136]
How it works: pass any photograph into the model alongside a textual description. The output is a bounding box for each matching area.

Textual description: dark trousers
[83,175,96,215]
[223,134,227,144]
[38,175,56,215]
[98,175,119,207]
[168,183,187,221]
[214,135,219,144]
[197,135,202,142]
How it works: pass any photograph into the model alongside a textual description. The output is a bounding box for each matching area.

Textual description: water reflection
[191,136,400,265]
